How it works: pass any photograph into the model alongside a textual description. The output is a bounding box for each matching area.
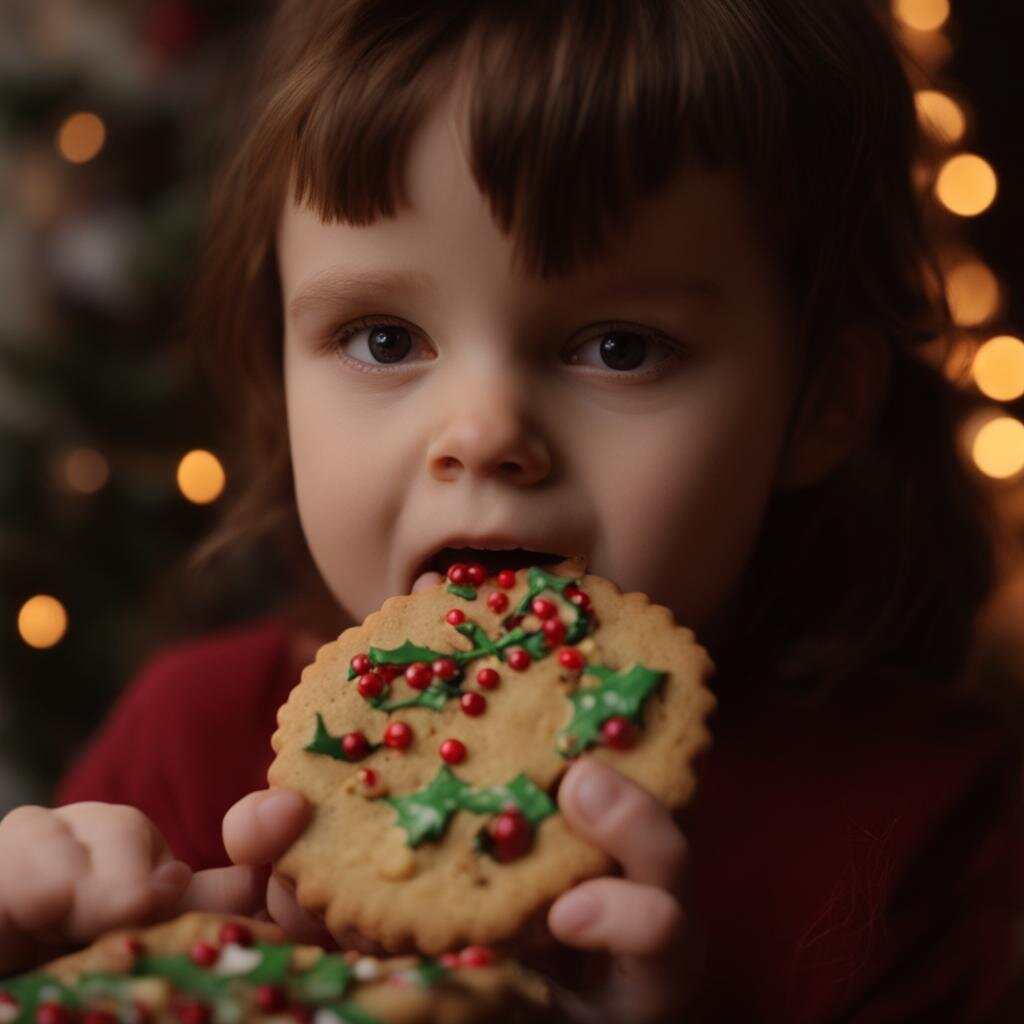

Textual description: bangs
[273,0,791,279]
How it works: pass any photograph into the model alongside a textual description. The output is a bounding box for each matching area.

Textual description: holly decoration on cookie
[381,764,555,855]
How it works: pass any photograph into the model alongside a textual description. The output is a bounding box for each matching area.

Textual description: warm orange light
[914,90,965,144]
[177,449,226,505]
[62,447,110,494]
[973,336,1024,403]
[935,154,998,216]
[18,595,68,650]
[56,112,106,164]
[972,417,1024,480]
[945,261,1001,327]
[894,0,950,32]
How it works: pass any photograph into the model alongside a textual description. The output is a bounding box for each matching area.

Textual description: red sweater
[56,617,1023,1021]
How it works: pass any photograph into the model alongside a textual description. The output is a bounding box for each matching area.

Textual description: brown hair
[183,0,997,696]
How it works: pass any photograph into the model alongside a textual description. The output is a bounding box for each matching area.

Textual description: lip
[405,533,583,593]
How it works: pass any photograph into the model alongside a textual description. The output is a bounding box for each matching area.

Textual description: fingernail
[256,790,303,828]
[572,765,618,823]
[550,891,600,933]
[151,860,192,892]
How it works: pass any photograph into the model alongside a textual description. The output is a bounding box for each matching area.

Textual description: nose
[426,375,553,486]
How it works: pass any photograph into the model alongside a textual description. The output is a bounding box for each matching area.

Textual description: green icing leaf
[304,713,380,762]
[381,766,556,847]
[292,953,353,1002]
[246,943,294,983]
[512,566,580,615]
[446,583,477,600]
[0,972,78,1022]
[331,1002,387,1024]
[557,663,666,757]
[371,639,446,666]
[376,680,460,713]
[133,954,228,998]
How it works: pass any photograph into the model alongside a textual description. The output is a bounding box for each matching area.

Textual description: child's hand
[0,803,193,974]
[547,759,700,1024]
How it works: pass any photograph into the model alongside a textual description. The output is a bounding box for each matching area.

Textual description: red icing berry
[432,657,458,680]
[558,647,585,670]
[289,1008,314,1024]
[506,648,531,671]
[497,569,516,589]
[125,938,145,958]
[445,608,466,626]
[486,591,509,614]
[542,618,566,647]
[84,1012,117,1024]
[342,731,370,760]
[465,562,487,587]
[357,672,384,699]
[440,738,467,763]
[385,722,413,749]
[218,922,253,947]
[189,940,218,968]
[0,994,18,1007]
[255,985,287,1013]
[357,767,378,788]
[602,716,637,750]
[460,691,486,716]
[36,1003,71,1024]
[531,598,557,619]
[476,667,500,689]
[446,563,469,585]
[459,946,495,968]
[133,1001,154,1024]
[405,662,433,690]
[176,1001,210,1024]
[439,952,461,969]
[377,664,400,682]
[491,807,532,862]
[565,585,591,609]
[350,653,371,675]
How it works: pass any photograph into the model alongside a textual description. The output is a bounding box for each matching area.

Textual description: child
[3,0,1020,1019]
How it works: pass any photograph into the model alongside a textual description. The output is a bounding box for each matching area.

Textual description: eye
[568,327,677,377]
[331,317,430,369]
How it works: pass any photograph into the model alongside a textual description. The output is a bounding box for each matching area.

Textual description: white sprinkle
[0,1003,19,1024]
[580,694,596,710]
[313,1011,343,1024]
[353,957,380,981]
[213,943,263,976]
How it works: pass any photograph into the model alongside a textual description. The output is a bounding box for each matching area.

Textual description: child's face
[277,88,803,633]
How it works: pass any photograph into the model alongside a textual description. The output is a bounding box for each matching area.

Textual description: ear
[775,325,892,491]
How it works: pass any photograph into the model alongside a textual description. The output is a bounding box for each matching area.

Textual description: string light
[894,0,950,32]
[972,417,1024,480]
[60,447,110,494]
[935,153,998,216]
[914,90,966,144]
[973,336,1024,403]
[177,449,226,505]
[945,260,1001,327]
[56,112,106,165]
[18,595,68,650]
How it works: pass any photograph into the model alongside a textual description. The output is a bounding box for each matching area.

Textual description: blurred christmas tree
[0,0,278,810]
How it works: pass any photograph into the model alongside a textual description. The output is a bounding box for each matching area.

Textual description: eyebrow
[287,267,438,321]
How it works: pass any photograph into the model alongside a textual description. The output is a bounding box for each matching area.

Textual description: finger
[558,758,688,890]
[548,877,684,958]
[265,875,339,949]
[222,790,310,866]
[173,865,271,917]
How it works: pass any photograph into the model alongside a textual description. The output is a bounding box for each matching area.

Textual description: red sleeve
[54,618,292,870]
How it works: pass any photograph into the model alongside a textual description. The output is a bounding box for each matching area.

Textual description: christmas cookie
[269,558,715,954]
[0,912,552,1024]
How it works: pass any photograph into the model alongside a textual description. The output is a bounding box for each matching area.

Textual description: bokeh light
[914,90,966,144]
[894,0,950,32]
[935,153,998,216]
[56,112,106,165]
[177,449,226,505]
[18,595,68,650]
[945,261,1001,327]
[60,447,110,494]
[973,336,1024,402]
[972,417,1024,480]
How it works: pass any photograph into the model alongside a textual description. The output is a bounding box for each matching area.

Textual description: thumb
[222,789,310,866]
[172,865,271,918]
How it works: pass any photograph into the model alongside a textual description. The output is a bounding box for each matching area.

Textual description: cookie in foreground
[269,558,716,954]
[0,912,552,1024]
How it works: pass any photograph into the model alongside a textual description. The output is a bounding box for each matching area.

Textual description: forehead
[276,86,780,313]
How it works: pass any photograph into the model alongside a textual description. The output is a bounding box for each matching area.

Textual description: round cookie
[0,912,551,1024]
[269,559,716,954]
